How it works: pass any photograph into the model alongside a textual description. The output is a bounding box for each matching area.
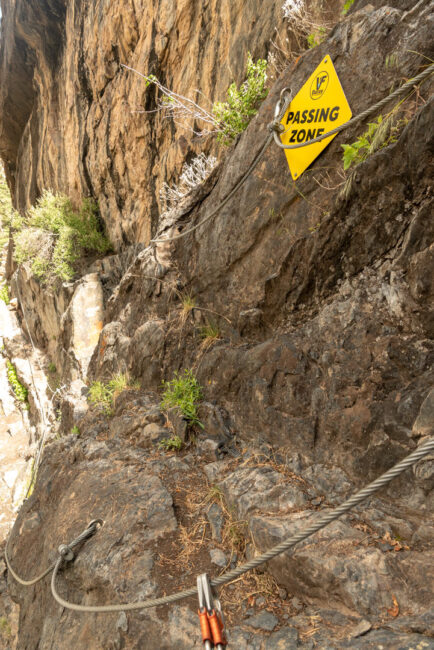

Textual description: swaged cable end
[58,544,74,562]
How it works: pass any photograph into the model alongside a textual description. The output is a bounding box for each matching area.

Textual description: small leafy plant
[0,284,10,305]
[0,615,12,638]
[71,425,81,436]
[6,360,28,403]
[307,26,327,49]
[341,115,404,170]
[158,435,183,451]
[161,369,203,427]
[212,53,268,144]
[88,372,140,415]
[341,0,355,15]
[13,191,111,285]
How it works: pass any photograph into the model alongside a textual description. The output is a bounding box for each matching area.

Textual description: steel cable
[212,436,434,585]
[5,62,434,613]
[150,63,433,245]
[4,519,102,586]
[49,436,433,612]
[151,133,273,244]
[271,62,434,150]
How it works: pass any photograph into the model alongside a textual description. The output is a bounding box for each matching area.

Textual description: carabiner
[197,575,213,650]
[197,574,227,649]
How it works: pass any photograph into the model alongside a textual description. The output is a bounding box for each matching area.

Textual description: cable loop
[5,519,102,587]
[279,86,292,103]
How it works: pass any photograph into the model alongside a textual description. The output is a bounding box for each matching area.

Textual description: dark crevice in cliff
[0,0,67,202]
[81,132,95,200]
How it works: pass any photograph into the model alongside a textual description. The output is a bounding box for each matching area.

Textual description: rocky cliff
[0,0,307,245]
[0,0,433,648]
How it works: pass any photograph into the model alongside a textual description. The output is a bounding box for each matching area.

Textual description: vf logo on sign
[310,71,329,100]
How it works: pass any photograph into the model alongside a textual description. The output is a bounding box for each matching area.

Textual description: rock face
[0,0,433,649]
[87,0,434,488]
[0,0,295,246]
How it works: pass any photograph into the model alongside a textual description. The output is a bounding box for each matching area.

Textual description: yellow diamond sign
[280,55,352,180]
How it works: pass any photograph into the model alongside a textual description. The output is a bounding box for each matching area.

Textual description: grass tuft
[341,0,355,15]
[161,368,203,428]
[178,293,196,328]
[0,616,12,638]
[198,321,221,350]
[88,372,140,415]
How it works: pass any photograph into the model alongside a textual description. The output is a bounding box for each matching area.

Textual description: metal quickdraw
[197,573,227,649]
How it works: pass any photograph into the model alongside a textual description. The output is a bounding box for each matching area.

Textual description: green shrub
[88,380,112,413]
[6,360,28,403]
[0,284,10,305]
[13,191,111,284]
[88,372,140,415]
[71,425,81,435]
[161,369,203,427]
[127,54,267,144]
[213,53,268,144]
[158,435,183,451]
